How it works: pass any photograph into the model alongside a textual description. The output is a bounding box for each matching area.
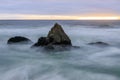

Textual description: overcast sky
[0,0,120,19]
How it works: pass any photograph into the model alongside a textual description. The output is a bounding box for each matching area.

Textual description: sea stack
[32,23,72,50]
[47,23,72,45]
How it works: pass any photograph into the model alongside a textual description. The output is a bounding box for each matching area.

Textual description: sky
[0,0,120,20]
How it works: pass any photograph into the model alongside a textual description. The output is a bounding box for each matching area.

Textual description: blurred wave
[0,20,120,80]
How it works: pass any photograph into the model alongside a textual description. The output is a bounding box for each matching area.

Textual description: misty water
[0,20,120,80]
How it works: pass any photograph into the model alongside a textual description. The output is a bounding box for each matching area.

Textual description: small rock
[7,36,32,44]
[32,37,53,47]
[88,41,109,46]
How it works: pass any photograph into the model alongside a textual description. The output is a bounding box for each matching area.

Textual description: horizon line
[0,19,120,21]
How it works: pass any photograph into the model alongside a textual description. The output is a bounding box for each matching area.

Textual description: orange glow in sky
[0,14,120,20]
[78,16,120,20]
[77,13,120,20]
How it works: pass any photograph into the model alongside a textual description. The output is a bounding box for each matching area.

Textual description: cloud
[0,0,119,16]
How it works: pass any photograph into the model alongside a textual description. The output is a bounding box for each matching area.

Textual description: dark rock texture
[7,36,32,44]
[32,37,52,47]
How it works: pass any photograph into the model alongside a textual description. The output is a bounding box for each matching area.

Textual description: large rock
[32,23,73,50]
[47,23,72,45]
[7,36,32,44]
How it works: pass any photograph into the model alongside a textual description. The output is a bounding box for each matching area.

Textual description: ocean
[0,20,120,80]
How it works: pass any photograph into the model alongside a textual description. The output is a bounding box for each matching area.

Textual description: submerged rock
[32,23,74,50]
[88,41,109,47]
[7,36,32,44]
